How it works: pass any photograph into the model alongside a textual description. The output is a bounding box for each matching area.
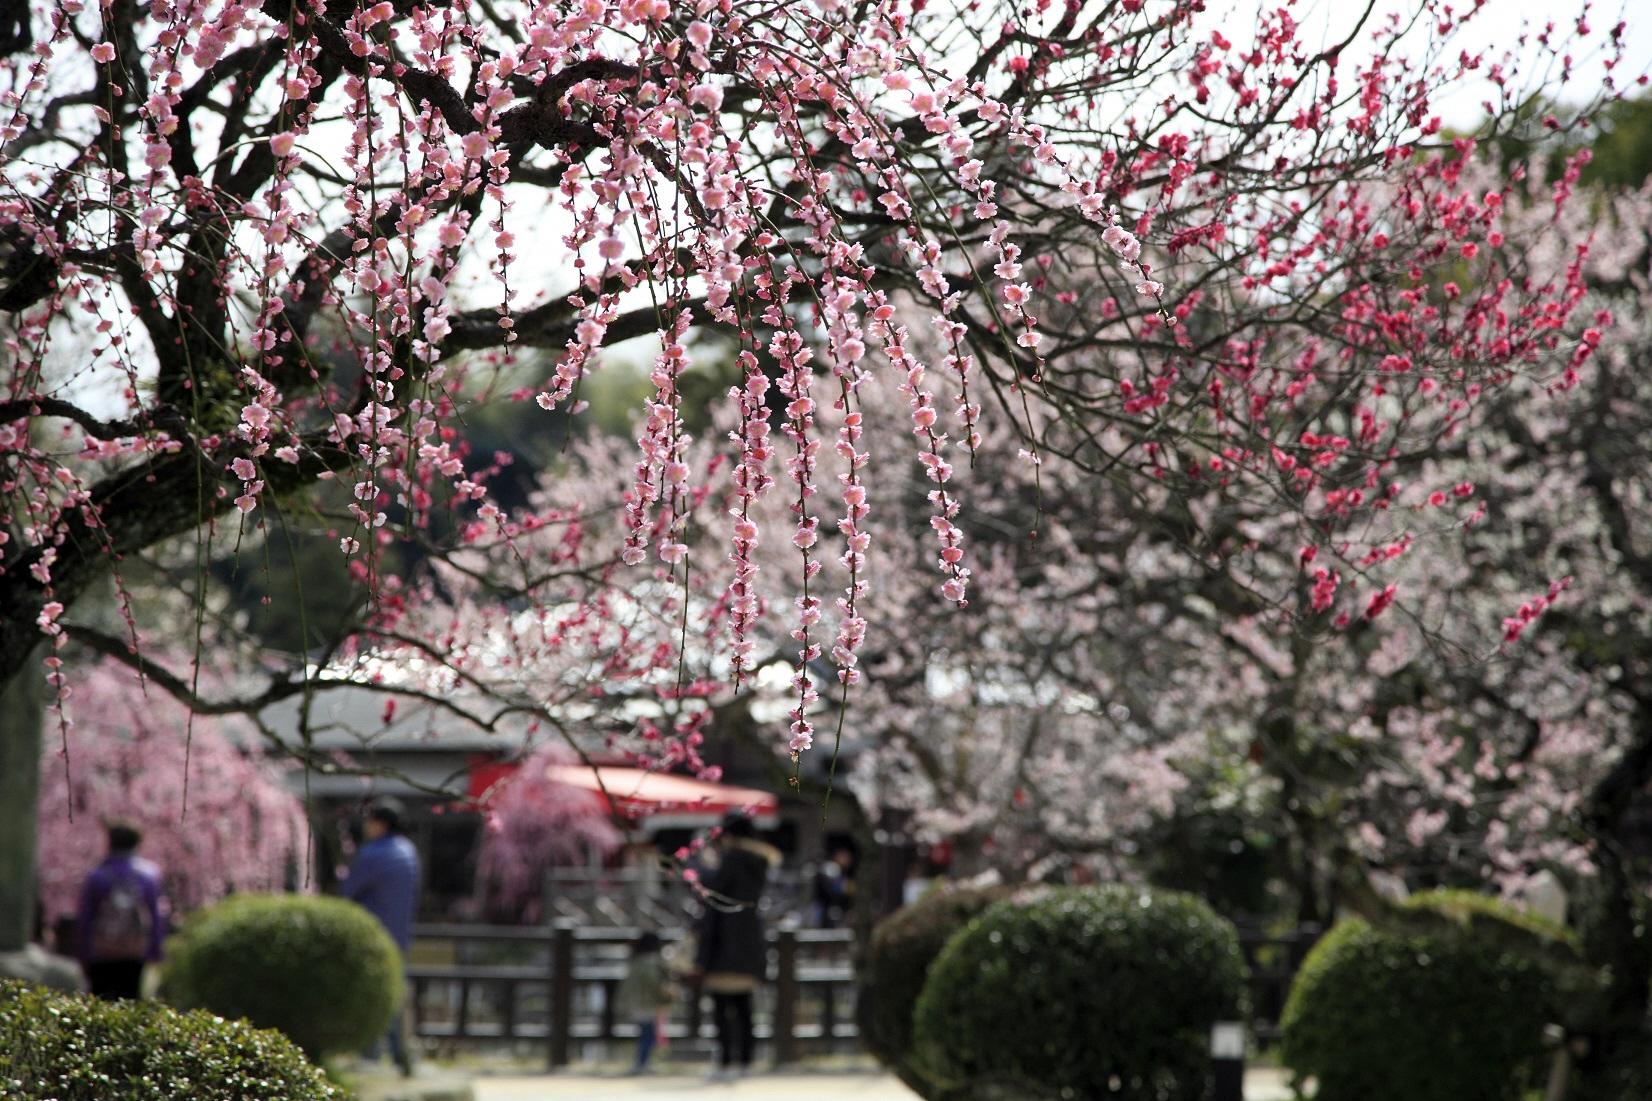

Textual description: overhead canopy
[544,765,781,830]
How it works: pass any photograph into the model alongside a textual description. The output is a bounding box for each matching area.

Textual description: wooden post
[876,808,914,919]
[773,928,799,1067]
[549,923,574,1069]
[1210,1022,1245,1101]
[600,978,617,1042]
[822,982,837,1053]
[501,978,517,1043]
[1290,924,1320,968]
[688,982,704,1046]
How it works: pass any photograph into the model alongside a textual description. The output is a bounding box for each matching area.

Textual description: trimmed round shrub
[162,893,403,1060]
[913,885,1248,1101]
[1280,889,1577,1101]
[0,980,340,1100]
[857,885,1011,1096]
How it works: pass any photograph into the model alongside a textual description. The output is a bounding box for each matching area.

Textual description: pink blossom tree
[981,161,1652,1088]
[472,743,623,922]
[1272,170,1652,1090]
[406,390,1213,874]
[415,145,1652,1090]
[0,0,1631,1015]
[34,658,307,923]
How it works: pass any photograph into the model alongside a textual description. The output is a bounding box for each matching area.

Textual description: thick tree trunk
[0,654,45,953]
[1568,706,1652,1098]
[1284,799,1330,928]
[1569,846,1652,1098]
[946,830,993,880]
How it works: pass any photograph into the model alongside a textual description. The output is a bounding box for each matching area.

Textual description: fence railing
[538,867,810,929]
[407,921,1320,1066]
[1236,924,1322,1046]
[406,922,854,1068]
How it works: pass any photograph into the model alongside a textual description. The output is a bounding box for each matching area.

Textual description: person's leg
[84,960,111,999]
[361,1001,402,1067]
[635,1017,657,1069]
[386,998,412,1076]
[121,960,145,999]
[87,959,143,1000]
[711,993,736,1067]
[734,992,754,1069]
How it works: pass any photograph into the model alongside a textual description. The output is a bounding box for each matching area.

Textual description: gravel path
[471,1067,1295,1101]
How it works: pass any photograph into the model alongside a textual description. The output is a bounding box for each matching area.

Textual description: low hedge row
[864,883,1576,1101]
[863,884,1246,1101]
[856,885,1011,1097]
[0,980,339,1101]
[161,893,403,1061]
[1280,889,1578,1101]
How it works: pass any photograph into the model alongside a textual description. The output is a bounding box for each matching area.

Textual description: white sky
[1212,0,1652,127]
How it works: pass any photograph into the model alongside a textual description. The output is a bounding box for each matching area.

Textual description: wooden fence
[538,866,810,929]
[407,923,854,1068]
[1235,924,1321,1046]
[406,921,1320,1066]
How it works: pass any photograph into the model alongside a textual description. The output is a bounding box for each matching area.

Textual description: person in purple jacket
[76,822,166,1000]
[341,798,420,1076]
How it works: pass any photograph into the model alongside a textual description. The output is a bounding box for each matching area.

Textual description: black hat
[107,821,142,852]
[368,797,406,833]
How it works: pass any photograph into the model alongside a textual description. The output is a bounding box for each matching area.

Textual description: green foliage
[162,894,402,1060]
[1408,887,1577,946]
[856,885,1011,1097]
[1143,795,1280,919]
[912,885,1247,1101]
[1280,890,1575,1101]
[1484,92,1652,191]
[581,344,743,436]
[0,980,340,1101]
[221,519,371,654]
[1581,94,1652,190]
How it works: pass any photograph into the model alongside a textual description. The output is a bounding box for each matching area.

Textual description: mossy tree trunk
[0,653,45,952]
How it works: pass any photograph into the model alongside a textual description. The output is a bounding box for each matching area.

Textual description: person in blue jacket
[341,798,420,1076]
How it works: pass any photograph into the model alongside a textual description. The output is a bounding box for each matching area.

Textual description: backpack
[90,872,152,960]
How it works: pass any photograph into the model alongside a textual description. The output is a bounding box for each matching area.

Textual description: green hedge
[857,885,1012,1097]
[913,885,1247,1101]
[0,980,340,1101]
[1280,889,1576,1101]
[162,894,402,1060]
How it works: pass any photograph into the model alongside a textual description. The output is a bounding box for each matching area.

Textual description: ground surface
[467,1068,1295,1100]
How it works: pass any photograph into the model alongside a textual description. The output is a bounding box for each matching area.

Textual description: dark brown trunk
[0,651,45,952]
[1569,705,1652,1097]
[1569,845,1652,1098]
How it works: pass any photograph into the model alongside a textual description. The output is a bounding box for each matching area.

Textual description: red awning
[544,764,780,830]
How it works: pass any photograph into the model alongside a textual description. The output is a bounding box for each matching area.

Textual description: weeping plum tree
[421,161,1652,1093]
[34,658,307,923]
[0,0,1625,965]
[471,743,622,922]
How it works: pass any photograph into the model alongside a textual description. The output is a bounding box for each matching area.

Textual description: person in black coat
[810,847,854,928]
[694,812,779,1079]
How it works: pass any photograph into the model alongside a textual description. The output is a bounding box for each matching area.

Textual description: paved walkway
[475,1072,907,1100]
[472,1068,1295,1100]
